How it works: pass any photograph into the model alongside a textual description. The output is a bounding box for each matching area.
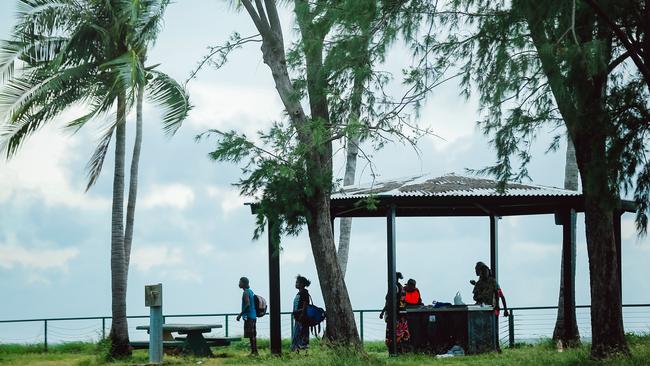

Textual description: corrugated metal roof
[331,173,580,199]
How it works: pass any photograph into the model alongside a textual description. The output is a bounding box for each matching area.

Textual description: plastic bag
[453,291,465,305]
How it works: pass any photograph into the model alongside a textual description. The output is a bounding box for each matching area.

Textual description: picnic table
[134,323,230,357]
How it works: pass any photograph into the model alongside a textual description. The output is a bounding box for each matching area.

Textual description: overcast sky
[0,1,648,343]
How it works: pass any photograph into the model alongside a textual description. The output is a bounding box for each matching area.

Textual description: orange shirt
[404,288,422,305]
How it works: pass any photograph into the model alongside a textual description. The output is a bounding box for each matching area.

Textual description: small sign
[145,284,163,307]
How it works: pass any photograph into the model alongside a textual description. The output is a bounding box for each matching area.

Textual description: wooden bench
[174,336,241,347]
[129,340,185,350]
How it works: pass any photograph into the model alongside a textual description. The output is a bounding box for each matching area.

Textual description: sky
[0,0,649,343]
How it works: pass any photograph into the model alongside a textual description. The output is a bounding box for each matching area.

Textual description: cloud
[186,82,284,137]
[0,240,79,271]
[0,122,110,210]
[141,183,195,210]
[131,245,204,283]
[206,185,247,215]
[130,246,183,271]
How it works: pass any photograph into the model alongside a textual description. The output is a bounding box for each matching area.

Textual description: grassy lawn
[1,335,649,366]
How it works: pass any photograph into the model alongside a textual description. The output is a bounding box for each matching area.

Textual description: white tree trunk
[552,134,580,345]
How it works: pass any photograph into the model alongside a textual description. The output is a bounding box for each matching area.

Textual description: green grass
[0,336,649,366]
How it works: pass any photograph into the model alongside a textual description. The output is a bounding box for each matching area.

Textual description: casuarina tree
[414,0,650,358]
[197,0,435,346]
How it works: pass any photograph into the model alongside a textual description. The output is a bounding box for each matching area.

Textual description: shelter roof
[330,173,634,218]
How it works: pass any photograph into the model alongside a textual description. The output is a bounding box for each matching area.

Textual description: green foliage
[417,0,650,230]
[201,1,439,241]
[0,0,190,188]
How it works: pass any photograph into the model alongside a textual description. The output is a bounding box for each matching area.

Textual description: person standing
[380,272,410,353]
[236,277,258,356]
[470,261,509,352]
[291,275,311,352]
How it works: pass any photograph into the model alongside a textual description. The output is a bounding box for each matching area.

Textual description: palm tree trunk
[552,135,580,346]
[109,92,131,358]
[124,82,144,277]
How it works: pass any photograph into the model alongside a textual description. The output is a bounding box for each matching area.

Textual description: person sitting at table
[236,276,258,356]
[404,279,423,306]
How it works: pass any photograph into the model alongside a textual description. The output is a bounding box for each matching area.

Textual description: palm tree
[0,0,189,357]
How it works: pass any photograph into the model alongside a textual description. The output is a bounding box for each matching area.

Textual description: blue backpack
[304,297,326,336]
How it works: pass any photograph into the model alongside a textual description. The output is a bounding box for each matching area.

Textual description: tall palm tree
[0,0,189,357]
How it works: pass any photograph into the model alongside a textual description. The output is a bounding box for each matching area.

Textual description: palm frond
[146,69,191,135]
[100,50,145,93]
[85,118,117,191]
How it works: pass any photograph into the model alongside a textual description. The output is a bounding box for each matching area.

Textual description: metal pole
[489,215,499,283]
[150,306,163,364]
[44,320,48,352]
[268,219,282,355]
[225,315,229,337]
[613,211,623,301]
[387,205,397,356]
[360,311,364,343]
[562,209,578,342]
[508,311,515,348]
[101,318,106,339]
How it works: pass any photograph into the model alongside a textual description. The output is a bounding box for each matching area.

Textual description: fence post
[225,315,229,337]
[101,318,106,339]
[508,310,515,348]
[360,311,364,343]
[44,320,48,352]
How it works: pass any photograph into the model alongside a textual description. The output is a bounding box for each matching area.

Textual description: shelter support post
[613,210,622,301]
[489,216,499,283]
[268,219,282,355]
[387,205,397,356]
[561,209,578,342]
[489,215,499,348]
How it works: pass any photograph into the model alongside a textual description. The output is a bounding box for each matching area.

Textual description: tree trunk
[239,0,360,347]
[552,135,580,346]
[336,141,358,277]
[307,189,360,346]
[337,72,365,277]
[109,92,130,357]
[573,127,628,358]
[124,82,144,277]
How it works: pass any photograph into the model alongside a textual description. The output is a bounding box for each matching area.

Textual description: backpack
[304,296,326,336]
[254,294,267,317]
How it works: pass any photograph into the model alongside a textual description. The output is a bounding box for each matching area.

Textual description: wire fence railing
[1,304,648,351]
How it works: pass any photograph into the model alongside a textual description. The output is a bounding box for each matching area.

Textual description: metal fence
[1,304,648,350]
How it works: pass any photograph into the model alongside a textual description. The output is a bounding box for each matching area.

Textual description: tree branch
[582,0,650,92]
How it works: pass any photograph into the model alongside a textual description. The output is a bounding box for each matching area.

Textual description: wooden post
[387,206,397,355]
[268,219,282,355]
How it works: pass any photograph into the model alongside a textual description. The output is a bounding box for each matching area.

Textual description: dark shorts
[244,318,257,338]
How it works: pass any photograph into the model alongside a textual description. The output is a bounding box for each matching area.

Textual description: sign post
[145,283,163,364]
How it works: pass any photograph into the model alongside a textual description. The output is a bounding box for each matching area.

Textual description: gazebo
[252,173,636,355]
